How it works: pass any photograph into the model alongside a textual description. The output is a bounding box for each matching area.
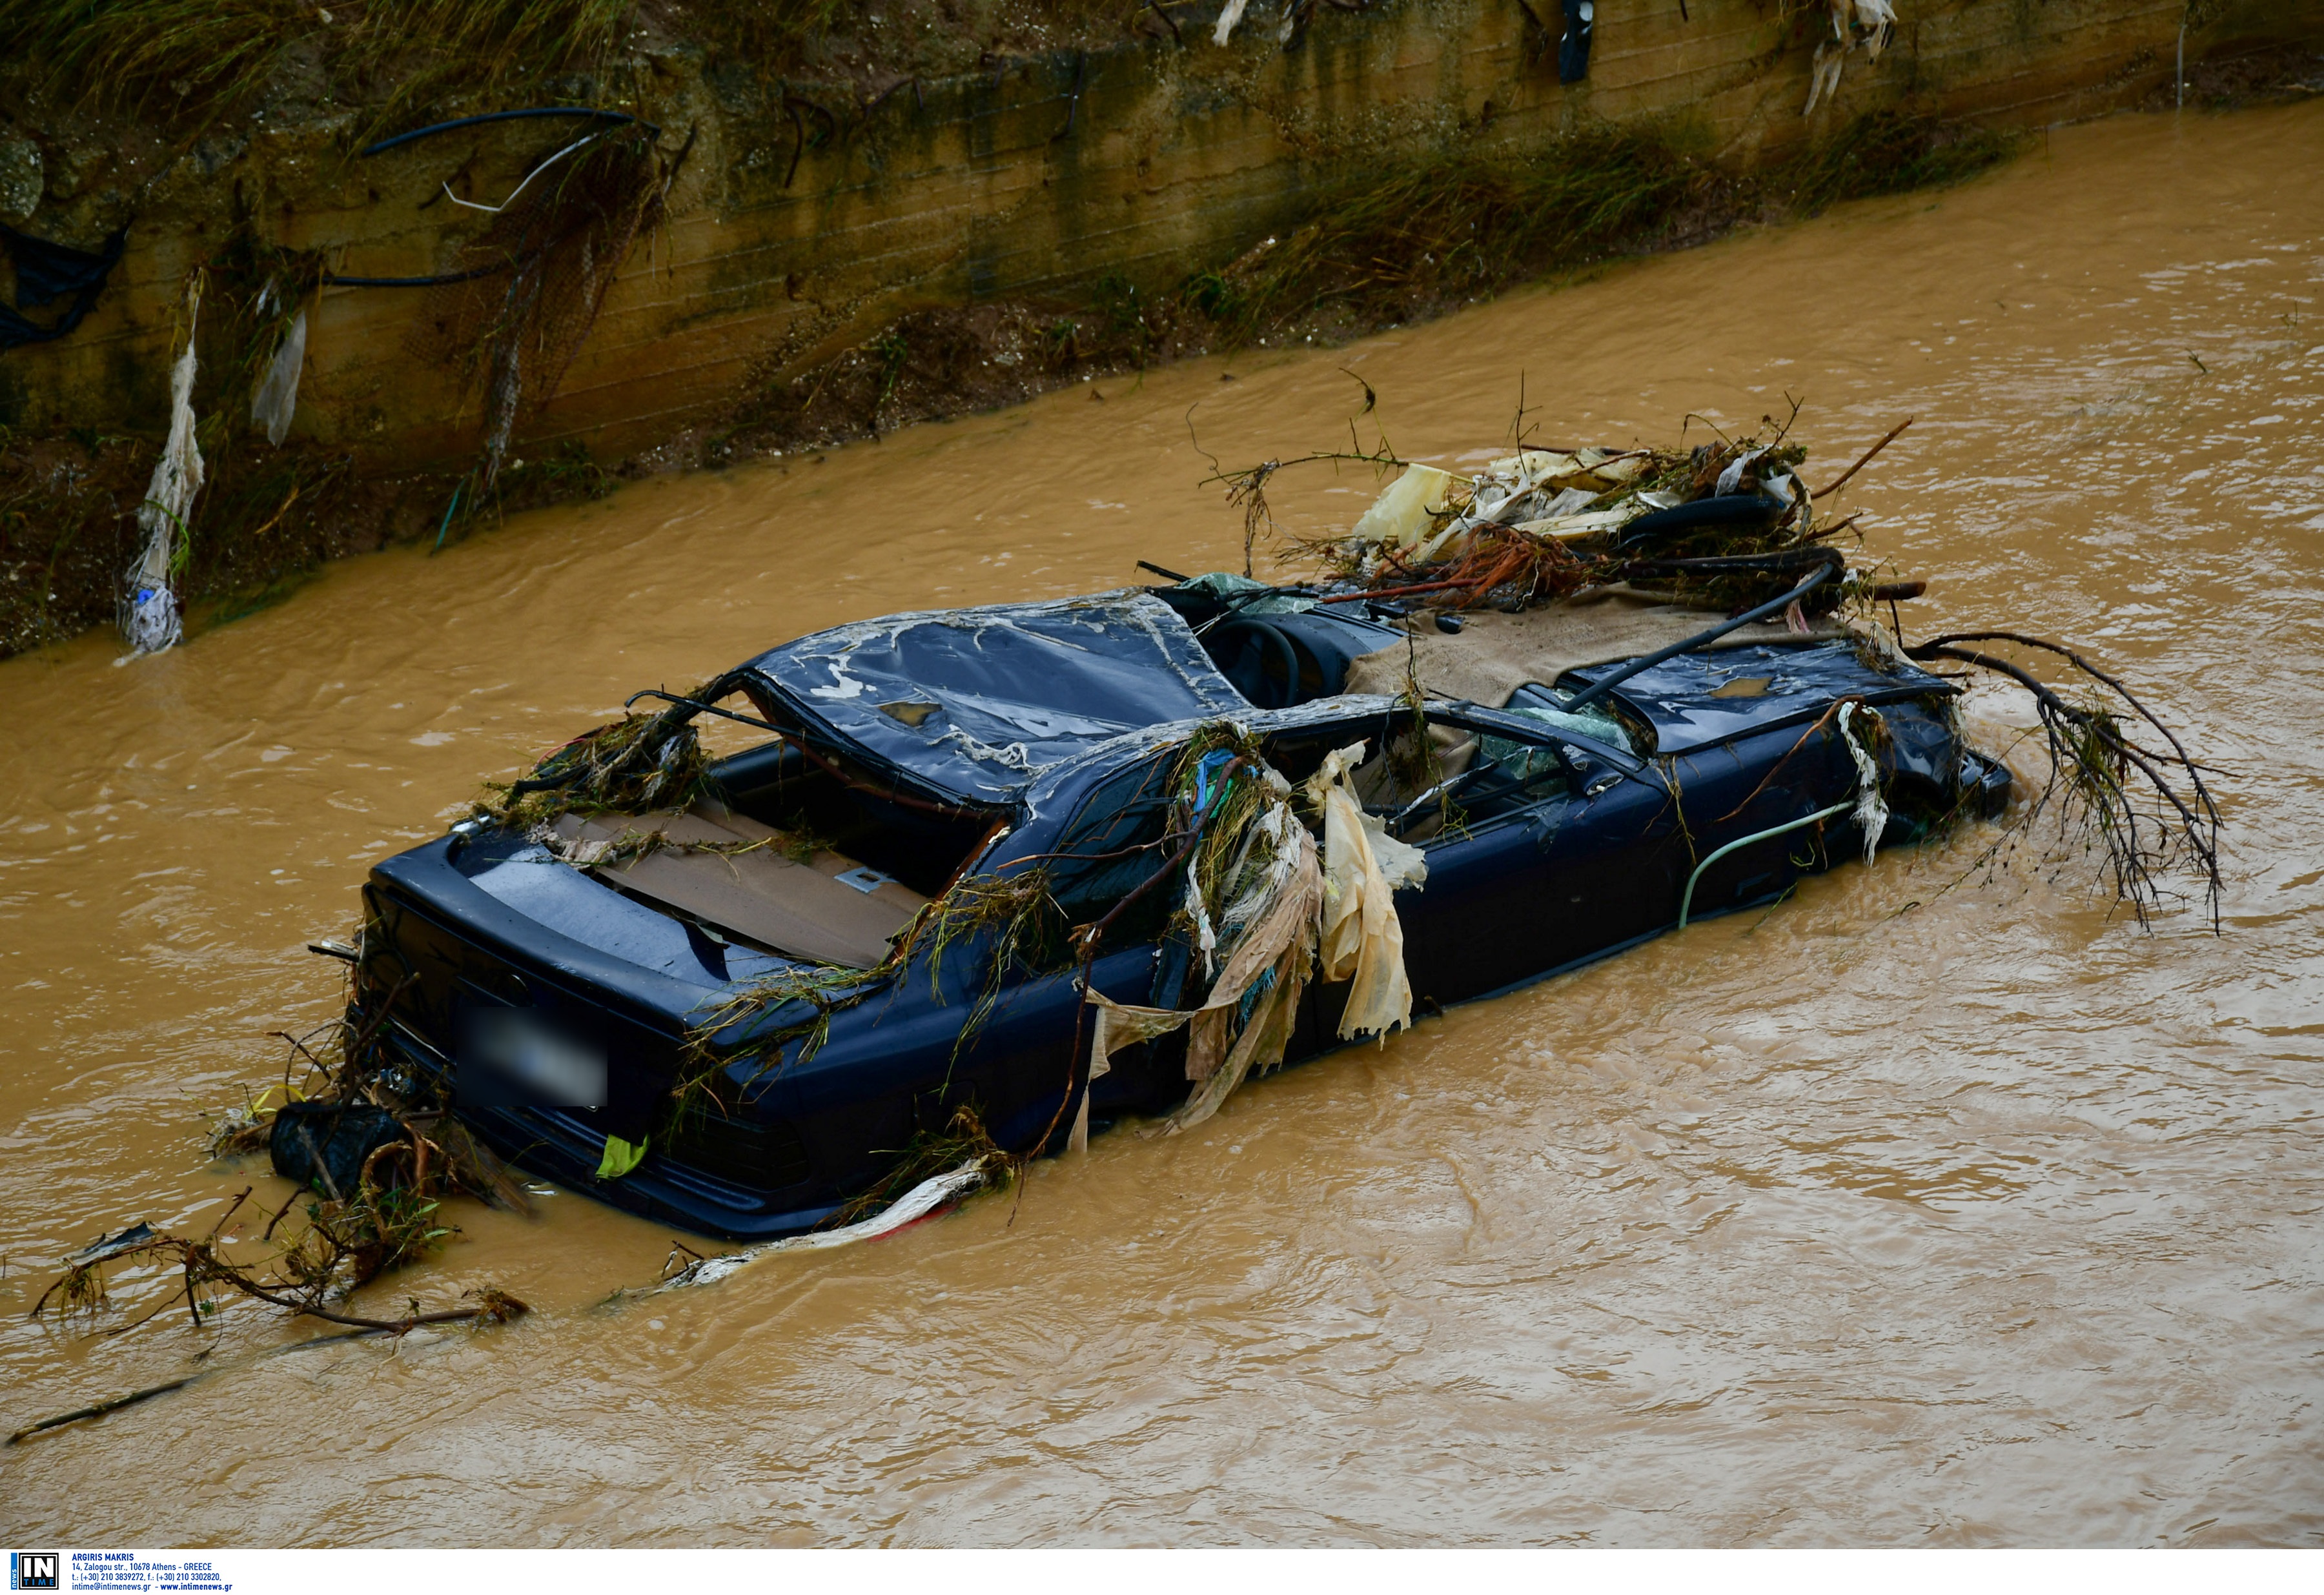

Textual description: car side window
[1047,752,1179,924]
[1397,711,1576,845]
[1257,709,1573,846]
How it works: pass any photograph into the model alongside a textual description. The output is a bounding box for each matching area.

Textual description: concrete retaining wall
[1,0,2316,471]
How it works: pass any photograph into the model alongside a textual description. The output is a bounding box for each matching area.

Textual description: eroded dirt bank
[1,100,2321,1544]
[3,0,2318,657]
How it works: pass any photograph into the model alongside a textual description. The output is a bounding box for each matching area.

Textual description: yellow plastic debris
[1305,740,1423,1042]
[596,1133,649,1180]
[1350,463,1457,549]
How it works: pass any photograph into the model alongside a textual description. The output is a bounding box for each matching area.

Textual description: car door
[1391,706,1685,1008]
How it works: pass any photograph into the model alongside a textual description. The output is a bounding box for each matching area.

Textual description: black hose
[1618,492,1784,547]
[360,107,658,159]
[321,263,509,289]
[1617,547,1836,577]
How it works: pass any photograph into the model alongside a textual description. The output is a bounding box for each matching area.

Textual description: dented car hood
[741,591,1250,805]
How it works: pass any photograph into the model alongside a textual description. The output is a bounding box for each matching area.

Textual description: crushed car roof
[742,591,1250,805]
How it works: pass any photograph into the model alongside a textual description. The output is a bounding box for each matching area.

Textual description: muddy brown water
[4,102,2322,1546]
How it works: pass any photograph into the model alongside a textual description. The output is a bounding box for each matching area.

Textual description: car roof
[742,590,1251,806]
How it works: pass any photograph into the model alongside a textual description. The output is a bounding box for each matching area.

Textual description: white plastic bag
[249,305,307,447]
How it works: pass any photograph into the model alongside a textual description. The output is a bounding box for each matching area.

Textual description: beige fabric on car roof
[1342,588,1853,710]
[550,801,927,968]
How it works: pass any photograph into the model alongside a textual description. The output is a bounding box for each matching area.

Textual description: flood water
[4,101,2322,1546]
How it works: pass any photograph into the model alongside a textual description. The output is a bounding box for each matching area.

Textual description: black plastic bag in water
[269,1101,404,1199]
[1560,0,1595,84]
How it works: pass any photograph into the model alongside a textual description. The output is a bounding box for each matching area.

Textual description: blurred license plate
[453,1005,607,1109]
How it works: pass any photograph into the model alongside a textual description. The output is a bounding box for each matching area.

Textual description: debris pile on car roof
[1237,414,1910,626]
[1208,410,2221,931]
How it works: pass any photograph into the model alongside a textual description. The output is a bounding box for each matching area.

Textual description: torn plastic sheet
[1307,740,1423,1041]
[250,303,307,447]
[1804,41,1847,114]
[121,274,204,658]
[746,591,1248,805]
[1349,463,1457,549]
[1360,449,1651,567]
[1083,739,1423,1139]
[1851,0,1897,60]
[1716,446,1769,496]
[1805,0,1899,114]
[1070,993,1188,1153]
[657,1158,990,1287]
[1839,700,1889,864]
[1093,808,1325,1138]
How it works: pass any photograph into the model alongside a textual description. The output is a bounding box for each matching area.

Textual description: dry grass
[680,861,1065,1121]
[0,0,632,128]
[1771,108,2027,214]
[0,0,309,121]
[474,696,719,831]
[1181,123,1714,345]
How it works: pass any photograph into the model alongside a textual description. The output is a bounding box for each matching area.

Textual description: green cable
[431,481,464,554]
[1678,799,1855,929]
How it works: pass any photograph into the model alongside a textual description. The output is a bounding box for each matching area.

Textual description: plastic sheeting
[1073,757,1333,1140]
[746,592,1249,806]
[1349,463,1456,549]
[1080,737,1431,1139]
[249,305,307,447]
[121,275,204,658]
[657,1157,992,1287]
[1091,813,1325,1139]
[1805,0,1899,114]
[1839,700,1889,865]
[1072,991,1194,1153]
[1306,741,1423,1041]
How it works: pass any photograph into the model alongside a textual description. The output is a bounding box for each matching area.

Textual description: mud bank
[0,0,2318,656]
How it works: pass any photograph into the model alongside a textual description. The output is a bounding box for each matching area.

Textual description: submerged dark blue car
[354,583,2008,1240]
